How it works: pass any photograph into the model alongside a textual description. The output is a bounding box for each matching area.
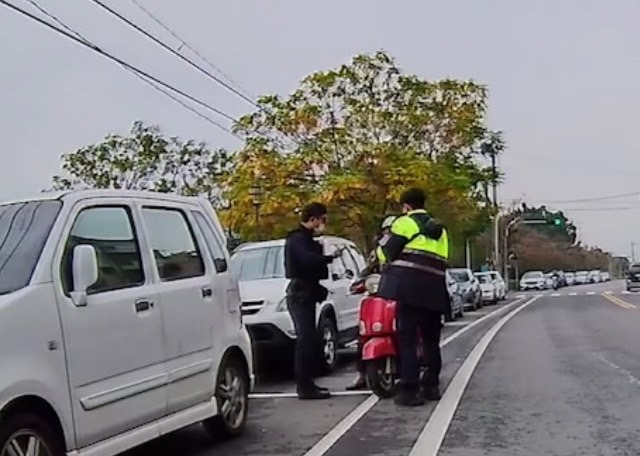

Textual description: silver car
[445,270,465,321]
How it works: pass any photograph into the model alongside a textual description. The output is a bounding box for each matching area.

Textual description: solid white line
[440,297,525,347]
[444,321,468,327]
[301,297,525,456]
[408,296,540,456]
[249,390,372,399]
[302,395,379,456]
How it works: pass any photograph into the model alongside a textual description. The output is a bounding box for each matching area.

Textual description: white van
[231,237,366,372]
[0,190,254,456]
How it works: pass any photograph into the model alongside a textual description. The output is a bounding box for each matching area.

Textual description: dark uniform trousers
[286,279,322,388]
[396,303,442,389]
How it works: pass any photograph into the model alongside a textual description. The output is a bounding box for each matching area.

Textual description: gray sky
[2,0,639,256]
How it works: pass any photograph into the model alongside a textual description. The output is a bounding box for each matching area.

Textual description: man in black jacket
[285,202,341,400]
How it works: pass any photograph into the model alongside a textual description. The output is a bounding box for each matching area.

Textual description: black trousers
[396,303,442,390]
[286,286,319,389]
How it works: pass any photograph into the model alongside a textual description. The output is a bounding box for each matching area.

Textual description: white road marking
[444,321,468,327]
[551,293,561,297]
[569,292,578,296]
[622,290,631,295]
[250,390,372,399]
[301,297,526,456]
[595,354,640,387]
[302,395,379,456]
[587,291,596,295]
[604,291,613,295]
[408,296,540,456]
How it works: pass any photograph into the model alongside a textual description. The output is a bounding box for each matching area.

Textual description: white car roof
[1,189,209,206]
[234,235,357,252]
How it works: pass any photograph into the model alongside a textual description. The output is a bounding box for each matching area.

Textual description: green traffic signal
[553,218,562,226]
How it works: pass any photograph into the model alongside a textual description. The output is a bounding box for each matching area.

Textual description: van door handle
[135,299,153,312]
[201,287,213,298]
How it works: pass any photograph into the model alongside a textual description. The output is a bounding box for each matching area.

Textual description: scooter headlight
[372,322,383,332]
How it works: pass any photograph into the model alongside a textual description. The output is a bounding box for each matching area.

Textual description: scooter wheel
[365,358,396,399]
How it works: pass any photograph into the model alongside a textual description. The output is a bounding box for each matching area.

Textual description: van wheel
[0,413,63,456]
[318,315,338,373]
[204,358,249,439]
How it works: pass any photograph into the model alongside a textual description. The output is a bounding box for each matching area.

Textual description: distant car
[475,273,498,303]
[574,270,589,285]
[565,272,575,286]
[449,268,482,310]
[626,264,640,291]
[520,270,546,291]
[445,270,465,321]
[601,271,610,281]
[588,270,601,283]
[475,271,507,301]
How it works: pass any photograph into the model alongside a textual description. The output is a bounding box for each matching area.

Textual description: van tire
[204,357,249,440]
[318,315,338,374]
[0,412,64,456]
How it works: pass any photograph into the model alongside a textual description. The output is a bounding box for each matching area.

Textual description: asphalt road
[123,279,640,456]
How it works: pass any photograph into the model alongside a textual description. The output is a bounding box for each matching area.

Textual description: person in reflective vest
[376,187,449,406]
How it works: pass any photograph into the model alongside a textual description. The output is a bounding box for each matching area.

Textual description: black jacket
[284,225,333,282]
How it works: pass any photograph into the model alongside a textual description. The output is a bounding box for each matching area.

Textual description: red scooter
[356,275,424,398]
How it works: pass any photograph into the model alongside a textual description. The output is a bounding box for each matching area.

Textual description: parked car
[519,270,546,291]
[448,268,482,310]
[0,190,254,456]
[445,270,465,321]
[588,270,601,283]
[626,264,640,291]
[475,272,498,303]
[565,272,575,286]
[601,271,611,281]
[231,237,366,373]
[487,270,507,300]
[574,270,589,285]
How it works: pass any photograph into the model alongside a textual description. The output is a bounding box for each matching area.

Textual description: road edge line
[408,295,540,456]
[301,298,524,456]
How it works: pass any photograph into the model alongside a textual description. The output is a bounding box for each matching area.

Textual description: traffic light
[553,217,562,226]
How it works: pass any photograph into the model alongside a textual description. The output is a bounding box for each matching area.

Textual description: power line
[127,0,254,101]
[543,191,640,204]
[20,0,233,134]
[86,0,260,110]
[2,0,239,133]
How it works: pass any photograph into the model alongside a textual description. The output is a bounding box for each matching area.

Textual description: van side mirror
[71,245,98,307]
[344,269,355,280]
[213,258,228,273]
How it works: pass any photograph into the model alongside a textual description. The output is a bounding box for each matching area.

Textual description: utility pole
[491,150,500,275]
[465,238,472,269]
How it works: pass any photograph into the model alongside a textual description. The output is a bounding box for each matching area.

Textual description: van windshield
[0,200,61,295]
[231,246,285,281]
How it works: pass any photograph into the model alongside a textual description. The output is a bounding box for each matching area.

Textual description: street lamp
[248,184,263,240]
[503,217,547,290]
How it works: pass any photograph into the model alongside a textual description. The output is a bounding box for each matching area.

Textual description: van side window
[142,207,205,281]
[331,244,346,278]
[341,248,358,278]
[61,206,144,294]
[348,246,366,273]
[192,211,227,273]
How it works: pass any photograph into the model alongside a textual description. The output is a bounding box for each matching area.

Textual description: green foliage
[52,121,232,206]
[223,51,501,248]
[513,204,577,244]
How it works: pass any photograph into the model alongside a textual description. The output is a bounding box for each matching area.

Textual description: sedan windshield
[0,200,61,295]
[523,271,543,279]
[231,246,285,281]
[449,270,471,282]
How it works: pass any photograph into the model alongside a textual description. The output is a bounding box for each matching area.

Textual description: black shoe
[312,383,330,393]
[395,392,425,407]
[297,386,331,400]
[421,386,441,401]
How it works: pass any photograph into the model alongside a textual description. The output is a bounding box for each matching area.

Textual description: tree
[512,204,578,244]
[52,121,232,206]
[223,51,500,247]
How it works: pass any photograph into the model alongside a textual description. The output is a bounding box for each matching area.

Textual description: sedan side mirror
[71,245,99,307]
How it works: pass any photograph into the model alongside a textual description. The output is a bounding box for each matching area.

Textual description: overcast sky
[2,0,639,256]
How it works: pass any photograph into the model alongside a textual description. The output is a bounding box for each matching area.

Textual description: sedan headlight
[275,297,288,312]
